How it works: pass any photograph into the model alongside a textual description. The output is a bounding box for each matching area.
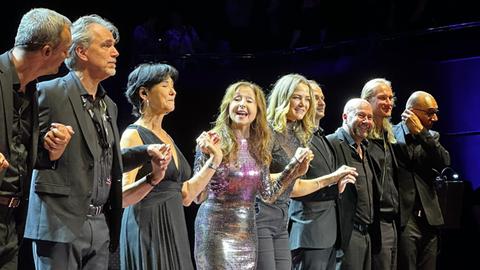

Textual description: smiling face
[370,83,394,119]
[228,85,258,129]
[286,82,311,121]
[344,100,374,142]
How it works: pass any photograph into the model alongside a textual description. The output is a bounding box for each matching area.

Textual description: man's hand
[147,144,172,186]
[0,152,9,171]
[402,109,424,134]
[44,123,74,161]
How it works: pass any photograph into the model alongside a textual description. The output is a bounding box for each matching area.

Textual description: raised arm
[182,131,222,206]
[120,128,170,208]
[259,147,311,203]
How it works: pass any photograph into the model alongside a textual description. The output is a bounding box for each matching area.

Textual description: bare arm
[291,165,357,198]
[121,129,170,208]
[183,131,222,206]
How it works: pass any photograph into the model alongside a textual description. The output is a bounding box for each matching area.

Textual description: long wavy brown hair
[212,81,272,166]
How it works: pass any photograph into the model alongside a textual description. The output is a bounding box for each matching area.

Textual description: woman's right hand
[197,131,223,165]
[293,147,313,177]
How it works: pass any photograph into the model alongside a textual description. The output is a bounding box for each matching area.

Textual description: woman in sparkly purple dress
[193,81,311,270]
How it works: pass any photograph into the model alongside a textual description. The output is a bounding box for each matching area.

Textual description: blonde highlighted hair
[361,78,396,143]
[267,74,316,146]
[212,81,272,166]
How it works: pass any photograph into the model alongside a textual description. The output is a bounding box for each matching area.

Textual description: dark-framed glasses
[412,108,439,117]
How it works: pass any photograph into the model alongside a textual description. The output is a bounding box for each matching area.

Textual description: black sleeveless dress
[120,125,194,270]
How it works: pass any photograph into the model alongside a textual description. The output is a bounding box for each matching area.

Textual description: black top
[73,75,113,206]
[370,136,399,214]
[0,78,35,196]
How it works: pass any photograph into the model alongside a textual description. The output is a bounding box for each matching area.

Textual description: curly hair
[212,81,272,166]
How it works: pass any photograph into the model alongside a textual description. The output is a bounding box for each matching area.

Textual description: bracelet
[145,173,157,187]
[207,162,218,171]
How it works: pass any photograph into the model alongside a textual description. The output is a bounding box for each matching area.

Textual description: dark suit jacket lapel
[29,90,39,169]
[311,134,334,172]
[0,53,13,151]
[66,74,95,156]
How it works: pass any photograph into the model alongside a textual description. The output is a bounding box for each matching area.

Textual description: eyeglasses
[412,108,439,117]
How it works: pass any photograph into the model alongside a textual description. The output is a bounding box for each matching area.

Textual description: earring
[140,99,149,115]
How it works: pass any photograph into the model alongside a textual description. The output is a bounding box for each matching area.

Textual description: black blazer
[24,72,124,251]
[289,131,339,249]
[0,51,41,199]
[393,122,450,227]
[327,128,379,251]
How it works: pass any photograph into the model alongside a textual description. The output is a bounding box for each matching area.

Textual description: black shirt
[340,128,374,225]
[370,135,399,214]
[73,75,113,206]
[0,71,34,197]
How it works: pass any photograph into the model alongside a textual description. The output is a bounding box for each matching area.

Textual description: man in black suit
[23,15,170,269]
[361,78,399,270]
[289,81,357,270]
[0,8,74,270]
[327,98,377,270]
[393,91,450,270]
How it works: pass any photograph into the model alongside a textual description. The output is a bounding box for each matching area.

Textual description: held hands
[0,152,9,171]
[44,123,75,161]
[333,165,357,193]
[402,109,424,134]
[196,131,223,164]
[147,144,172,186]
[293,147,314,177]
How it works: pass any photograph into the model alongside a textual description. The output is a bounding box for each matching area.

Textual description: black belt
[353,222,369,235]
[379,211,396,222]
[0,196,20,208]
[87,205,103,216]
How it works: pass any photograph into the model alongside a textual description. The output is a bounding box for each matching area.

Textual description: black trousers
[292,247,336,270]
[0,207,18,270]
[32,214,110,270]
[372,220,397,270]
[398,214,439,270]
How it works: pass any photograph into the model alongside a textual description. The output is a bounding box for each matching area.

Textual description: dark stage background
[3,1,480,269]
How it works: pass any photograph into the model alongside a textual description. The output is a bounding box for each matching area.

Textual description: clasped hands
[196,131,223,164]
[43,123,75,161]
[147,144,172,186]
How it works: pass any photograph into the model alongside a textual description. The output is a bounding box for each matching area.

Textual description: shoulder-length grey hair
[65,14,119,70]
[14,8,71,51]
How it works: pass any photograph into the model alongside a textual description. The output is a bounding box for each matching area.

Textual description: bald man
[326,99,377,270]
[393,91,450,270]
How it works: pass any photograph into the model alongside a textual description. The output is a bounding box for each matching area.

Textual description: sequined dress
[194,138,299,270]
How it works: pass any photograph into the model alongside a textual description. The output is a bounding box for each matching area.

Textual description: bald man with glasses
[393,91,450,270]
